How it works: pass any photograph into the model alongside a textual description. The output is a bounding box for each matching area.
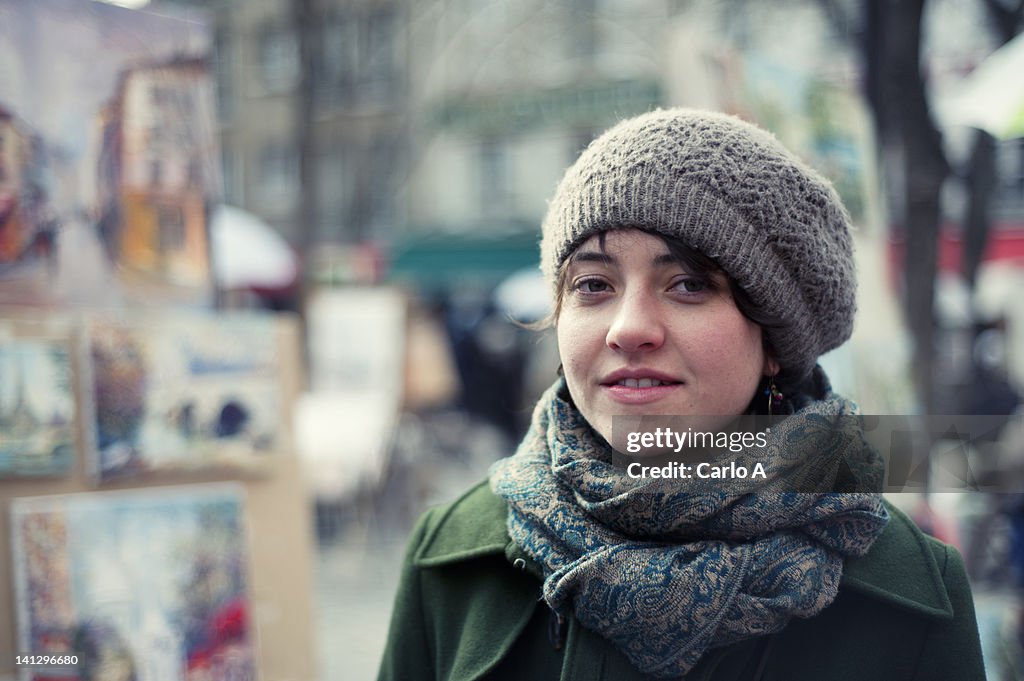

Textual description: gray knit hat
[541,108,856,381]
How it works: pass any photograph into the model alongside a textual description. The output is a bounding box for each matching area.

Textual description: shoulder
[841,499,968,620]
[396,482,546,681]
[409,480,511,567]
[775,501,985,679]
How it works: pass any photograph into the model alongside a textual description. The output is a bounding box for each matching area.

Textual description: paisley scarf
[490,378,889,679]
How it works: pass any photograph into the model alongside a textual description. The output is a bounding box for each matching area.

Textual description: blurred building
[403,0,666,236]
[210,0,407,252]
[95,57,215,287]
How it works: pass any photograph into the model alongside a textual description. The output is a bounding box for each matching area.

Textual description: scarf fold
[490,379,889,679]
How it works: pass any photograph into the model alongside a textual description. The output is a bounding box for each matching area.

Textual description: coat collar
[416,481,954,620]
[414,480,510,567]
[840,501,954,619]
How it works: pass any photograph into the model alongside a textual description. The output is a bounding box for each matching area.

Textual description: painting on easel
[0,0,217,307]
[10,484,257,681]
[84,312,284,482]
[0,317,75,477]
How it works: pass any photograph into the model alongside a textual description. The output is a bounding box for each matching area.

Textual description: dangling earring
[764,375,783,416]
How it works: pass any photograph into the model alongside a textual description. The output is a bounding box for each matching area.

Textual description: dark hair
[535,228,800,409]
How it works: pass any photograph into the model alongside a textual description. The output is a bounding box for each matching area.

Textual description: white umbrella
[210,204,298,290]
[493,267,551,322]
[939,33,1024,140]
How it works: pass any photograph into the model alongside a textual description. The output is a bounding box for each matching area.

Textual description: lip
[599,368,684,405]
[600,368,683,385]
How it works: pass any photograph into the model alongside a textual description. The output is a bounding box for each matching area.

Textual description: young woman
[378,109,985,680]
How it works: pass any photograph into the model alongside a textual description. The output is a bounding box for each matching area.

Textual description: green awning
[386,230,540,288]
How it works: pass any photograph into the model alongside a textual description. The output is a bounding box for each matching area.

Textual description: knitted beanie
[540,108,856,381]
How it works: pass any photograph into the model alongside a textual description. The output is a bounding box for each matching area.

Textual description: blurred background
[2,0,1024,679]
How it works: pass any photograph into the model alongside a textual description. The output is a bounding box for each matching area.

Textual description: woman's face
[556,229,778,442]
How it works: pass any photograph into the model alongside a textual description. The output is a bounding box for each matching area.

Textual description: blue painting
[10,484,256,681]
[0,325,75,477]
[87,312,283,481]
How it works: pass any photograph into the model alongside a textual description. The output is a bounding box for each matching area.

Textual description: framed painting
[0,0,216,306]
[10,484,256,681]
[0,316,76,477]
[84,312,284,482]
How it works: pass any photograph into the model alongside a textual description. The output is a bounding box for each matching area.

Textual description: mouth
[609,377,676,388]
[600,372,684,405]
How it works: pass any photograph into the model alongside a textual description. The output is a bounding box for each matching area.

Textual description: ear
[763,356,780,376]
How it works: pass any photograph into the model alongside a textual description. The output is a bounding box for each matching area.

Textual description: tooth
[638,378,653,388]
[651,379,662,387]
[623,378,639,388]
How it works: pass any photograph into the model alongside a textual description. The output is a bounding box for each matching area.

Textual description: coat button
[513,558,526,570]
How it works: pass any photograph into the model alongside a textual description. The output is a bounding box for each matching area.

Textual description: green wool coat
[377,481,986,681]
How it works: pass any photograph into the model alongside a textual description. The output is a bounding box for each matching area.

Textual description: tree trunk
[293,0,319,375]
[962,131,997,293]
[294,0,319,257]
[869,0,948,414]
[962,1,1023,297]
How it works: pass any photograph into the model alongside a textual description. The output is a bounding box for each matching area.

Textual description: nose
[605,289,665,353]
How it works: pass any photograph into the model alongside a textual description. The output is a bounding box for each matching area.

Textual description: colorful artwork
[86,313,283,481]
[10,485,256,681]
[0,320,75,476]
[0,1,216,305]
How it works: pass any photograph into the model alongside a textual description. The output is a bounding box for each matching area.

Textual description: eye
[670,276,711,296]
[572,277,611,295]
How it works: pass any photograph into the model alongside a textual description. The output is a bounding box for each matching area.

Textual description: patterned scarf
[490,379,889,679]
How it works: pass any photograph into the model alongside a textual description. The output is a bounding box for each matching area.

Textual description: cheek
[683,315,765,381]
[555,312,609,409]
[556,306,600,353]
[555,316,588,381]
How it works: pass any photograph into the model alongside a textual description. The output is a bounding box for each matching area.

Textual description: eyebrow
[569,250,613,265]
[568,250,680,267]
